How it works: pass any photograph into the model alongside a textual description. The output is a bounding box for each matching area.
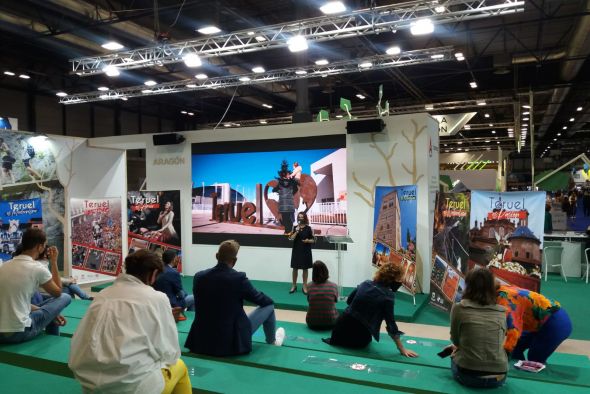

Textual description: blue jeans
[63,283,90,300]
[248,304,277,344]
[451,359,506,388]
[0,293,71,344]
[512,308,572,363]
[184,294,195,312]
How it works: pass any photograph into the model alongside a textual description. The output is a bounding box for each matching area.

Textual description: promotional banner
[372,185,418,293]
[469,191,546,292]
[127,190,182,272]
[430,192,471,311]
[0,198,42,262]
[70,198,122,276]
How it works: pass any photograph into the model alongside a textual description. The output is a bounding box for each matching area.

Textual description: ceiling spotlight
[507,128,514,132]
[188,112,194,116]
[485,140,490,143]
[141,89,152,94]
[186,84,197,88]
[470,81,478,89]
[410,19,434,36]
[491,130,496,134]
[223,123,231,127]
[489,124,494,127]
[425,104,434,111]
[577,106,583,111]
[497,141,500,144]
[386,46,401,55]
[239,76,251,82]
[99,94,109,99]
[477,100,486,106]
[522,117,529,121]
[98,86,109,91]
[359,62,373,68]
[198,26,221,35]
[430,54,444,59]
[356,94,366,100]
[287,35,308,52]
[563,126,567,129]
[554,138,557,141]
[121,97,128,101]
[55,92,68,97]
[570,118,575,122]
[454,52,464,58]
[101,41,124,51]
[255,36,267,42]
[522,105,531,109]
[144,80,157,86]
[522,111,530,115]
[260,120,268,124]
[484,113,490,118]
[457,141,463,145]
[464,125,471,130]
[295,70,308,75]
[557,133,561,136]
[183,53,202,68]
[252,66,265,73]
[19,74,30,79]
[181,111,187,114]
[315,59,329,66]
[262,103,273,109]
[103,65,120,77]
[195,73,208,79]
[4,71,15,76]
[320,1,347,14]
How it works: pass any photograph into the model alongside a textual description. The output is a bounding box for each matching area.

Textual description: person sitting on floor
[497,284,571,364]
[69,250,191,394]
[0,229,71,344]
[184,240,285,356]
[306,260,339,330]
[154,249,194,321]
[323,263,418,358]
[446,268,508,388]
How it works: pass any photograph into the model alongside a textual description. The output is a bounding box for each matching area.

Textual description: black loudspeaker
[346,119,385,134]
[153,133,186,145]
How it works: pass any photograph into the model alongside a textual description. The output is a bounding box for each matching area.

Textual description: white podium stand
[326,235,354,301]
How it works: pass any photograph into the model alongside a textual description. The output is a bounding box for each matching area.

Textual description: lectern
[325,234,354,301]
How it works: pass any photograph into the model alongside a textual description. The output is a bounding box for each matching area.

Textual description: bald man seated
[185,240,285,356]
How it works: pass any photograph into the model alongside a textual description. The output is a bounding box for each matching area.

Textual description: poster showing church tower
[372,185,417,293]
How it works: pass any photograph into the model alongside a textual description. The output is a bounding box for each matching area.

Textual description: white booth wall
[90,114,439,291]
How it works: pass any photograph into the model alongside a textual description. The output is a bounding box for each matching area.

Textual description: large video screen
[191,135,347,248]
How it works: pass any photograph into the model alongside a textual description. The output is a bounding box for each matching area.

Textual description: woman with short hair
[448,268,508,388]
[323,263,418,358]
[306,261,338,330]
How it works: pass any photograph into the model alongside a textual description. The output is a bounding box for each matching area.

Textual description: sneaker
[274,327,286,346]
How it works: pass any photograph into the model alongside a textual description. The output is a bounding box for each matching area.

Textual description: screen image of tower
[191,135,347,247]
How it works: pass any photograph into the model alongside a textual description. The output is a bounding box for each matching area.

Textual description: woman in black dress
[289,212,314,294]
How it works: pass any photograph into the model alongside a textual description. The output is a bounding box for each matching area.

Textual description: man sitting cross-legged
[185,239,285,356]
[154,249,194,321]
[69,250,191,394]
[0,228,71,344]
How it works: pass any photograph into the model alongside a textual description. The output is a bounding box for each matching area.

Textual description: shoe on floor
[289,286,297,294]
[274,327,286,346]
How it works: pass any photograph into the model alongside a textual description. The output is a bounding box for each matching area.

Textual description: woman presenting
[289,212,314,294]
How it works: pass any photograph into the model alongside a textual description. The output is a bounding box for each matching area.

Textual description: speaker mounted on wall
[153,133,186,146]
[346,119,386,134]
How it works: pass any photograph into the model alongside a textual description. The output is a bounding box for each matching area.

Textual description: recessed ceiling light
[320,1,347,14]
[101,41,124,51]
[19,74,30,79]
[386,46,401,55]
[183,53,202,68]
[430,54,444,59]
[198,26,221,35]
[522,117,529,121]
[410,19,434,35]
[103,65,120,77]
[315,59,329,66]
[356,94,366,100]
[557,133,561,136]
[144,80,157,86]
[497,141,500,144]
[491,130,496,134]
[359,62,373,68]
[181,111,187,114]
[457,141,463,145]
[188,112,194,116]
[224,123,231,127]
[98,86,109,91]
[570,118,575,122]
[554,138,557,141]
[186,84,197,88]
[489,124,494,127]
[577,106,583,111]
[55,92,68,97]
[4,71,15,76]
[563,126,567,129]
[252,66,265,73]
[121,97,128,101]
[295,70,308,75]
[522,105,530,109]
[470,81,478,89]
[484,113,490,118]
[287,35,308,52]
[507,128,514,132]
[522,111,530,115]
[239,76,251,82]
[485,140,490,143]
[195,73,208,79]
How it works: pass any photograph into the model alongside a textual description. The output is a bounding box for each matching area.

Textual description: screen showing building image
[191,135,347,247]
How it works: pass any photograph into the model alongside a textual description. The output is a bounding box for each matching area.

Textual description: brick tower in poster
[373,190,401,252]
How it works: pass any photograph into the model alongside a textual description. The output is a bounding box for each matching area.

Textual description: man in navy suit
[153,250,194,313]
[184,240,285,356]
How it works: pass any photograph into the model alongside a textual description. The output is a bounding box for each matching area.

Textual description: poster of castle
[469,191,546,292]
[430,192,470,312]
[372,185,417,293]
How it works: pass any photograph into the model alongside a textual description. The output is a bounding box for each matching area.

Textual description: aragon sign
[153,156,185,166]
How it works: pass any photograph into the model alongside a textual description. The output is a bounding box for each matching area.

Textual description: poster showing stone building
[372,185,417,293]
[469,191,546,292]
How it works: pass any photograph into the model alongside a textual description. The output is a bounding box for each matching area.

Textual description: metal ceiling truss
[69,0,525,76]
[388,96,515,113]
[60,47,455,104]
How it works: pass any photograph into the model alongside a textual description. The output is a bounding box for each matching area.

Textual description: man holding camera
[0,228,71,344]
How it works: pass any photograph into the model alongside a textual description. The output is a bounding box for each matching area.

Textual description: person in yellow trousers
[69,250,191,393]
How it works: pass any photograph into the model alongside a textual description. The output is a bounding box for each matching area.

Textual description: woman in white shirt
[69,250,191,394]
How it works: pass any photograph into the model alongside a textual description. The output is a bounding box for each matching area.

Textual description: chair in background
[543,245,566,282]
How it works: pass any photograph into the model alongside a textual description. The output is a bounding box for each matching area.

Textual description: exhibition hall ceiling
[0,0,589,159]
